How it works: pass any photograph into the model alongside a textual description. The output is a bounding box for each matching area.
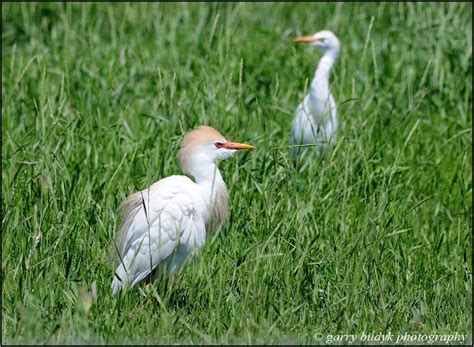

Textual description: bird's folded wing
[114,181,205,286]
[116,176,193,256]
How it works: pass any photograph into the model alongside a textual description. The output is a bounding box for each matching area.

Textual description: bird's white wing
[111,176,206,294]
[291,95,317,146]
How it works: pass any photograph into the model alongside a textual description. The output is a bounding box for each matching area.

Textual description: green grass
[2,2,472,344]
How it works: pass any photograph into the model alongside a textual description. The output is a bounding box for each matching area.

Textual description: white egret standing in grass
[111,126,255,295]
[290,30,340,157]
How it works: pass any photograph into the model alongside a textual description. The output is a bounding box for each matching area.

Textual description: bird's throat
[312,53,337,91]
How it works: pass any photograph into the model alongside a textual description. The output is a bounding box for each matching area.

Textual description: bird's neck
[311,50,338,92]
[192,162,229,231]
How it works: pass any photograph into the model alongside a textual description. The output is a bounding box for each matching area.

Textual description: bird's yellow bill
[222,142,255,150]
[294,36,321,43]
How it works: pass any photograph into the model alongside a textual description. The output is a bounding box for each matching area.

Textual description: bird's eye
[215,142,225,148]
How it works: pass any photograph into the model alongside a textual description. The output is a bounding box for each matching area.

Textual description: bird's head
[294,30,340,54]
[179,126,255,177]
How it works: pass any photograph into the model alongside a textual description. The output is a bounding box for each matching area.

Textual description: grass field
[2,2,472,344]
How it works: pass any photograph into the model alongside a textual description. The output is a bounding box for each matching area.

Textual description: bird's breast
[200,182,229,232]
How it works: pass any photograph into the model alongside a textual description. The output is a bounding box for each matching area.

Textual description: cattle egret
[291,30,340,156]
[111,126,255,295]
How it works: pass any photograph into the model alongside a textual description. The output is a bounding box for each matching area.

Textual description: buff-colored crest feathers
[179,126,226,173]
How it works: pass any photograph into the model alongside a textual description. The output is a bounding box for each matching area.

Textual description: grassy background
[2,2,472,344]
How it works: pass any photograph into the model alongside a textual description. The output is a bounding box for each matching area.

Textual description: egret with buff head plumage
[111,126,254,295]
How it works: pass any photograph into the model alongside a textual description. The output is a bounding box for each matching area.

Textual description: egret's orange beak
[221,142,255,150]
[294,36,321,43]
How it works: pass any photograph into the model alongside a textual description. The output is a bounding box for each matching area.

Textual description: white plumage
[111,126,254,295]
[291,30,340,156]
[111,176,205,295]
